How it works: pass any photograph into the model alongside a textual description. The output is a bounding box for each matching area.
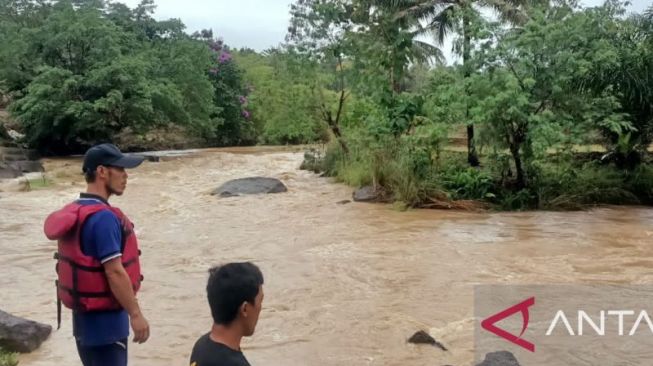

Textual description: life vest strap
[55,252,139,271]
[57,282,112,298]
[56,280,61,330]
[54,252,104,272]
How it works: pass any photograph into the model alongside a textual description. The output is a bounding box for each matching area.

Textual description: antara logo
[481,296,653,353]
[481,297,536,352]
[546,310,653,336]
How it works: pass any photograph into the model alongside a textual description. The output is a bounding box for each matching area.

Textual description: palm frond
[426,5,457,45]
[412,39,446,65]
[479,0,528,25]
[381,0,422,10]
[393,0,457,22]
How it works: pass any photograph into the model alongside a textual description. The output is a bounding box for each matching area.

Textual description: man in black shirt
[190,262,265,366]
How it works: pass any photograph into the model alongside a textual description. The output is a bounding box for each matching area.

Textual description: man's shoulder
[191,333,211,348]
[190,333,213,356]
[84,208,120,228]
[190,334,251,366]
[79,205,123,259]
[76,198,123,221]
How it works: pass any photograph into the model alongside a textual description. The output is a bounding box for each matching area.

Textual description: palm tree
[579,5,653,168]
[356,1,446,93]
[395,0,536,166]
[386,29,446,93]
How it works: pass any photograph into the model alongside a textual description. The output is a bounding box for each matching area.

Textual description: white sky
[121,0,651,63]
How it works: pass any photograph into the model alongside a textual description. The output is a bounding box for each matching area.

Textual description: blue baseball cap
[82,143,144,173]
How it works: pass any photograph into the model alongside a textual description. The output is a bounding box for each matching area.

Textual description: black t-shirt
[190,333,251,366]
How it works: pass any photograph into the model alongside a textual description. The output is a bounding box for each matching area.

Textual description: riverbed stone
[0,143,43,179]
[8,160,43,173]
[407,330,447,351]
[352,185,380,202]
[0,162,20,179]
[0,310,51,353]
[475,351,521,366]
[212,177,288,197]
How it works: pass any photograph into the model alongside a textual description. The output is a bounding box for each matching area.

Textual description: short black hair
[84,170,97,183]
[207,262,264,325]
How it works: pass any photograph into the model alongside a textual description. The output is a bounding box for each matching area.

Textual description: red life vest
[44,200,142,313]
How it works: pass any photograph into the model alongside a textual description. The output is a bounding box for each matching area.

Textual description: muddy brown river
[1,147,652,365]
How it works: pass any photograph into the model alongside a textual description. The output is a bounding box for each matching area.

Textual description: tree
[0,0,51,92]
[396,0,538,166]
[287,0,446,154]
[202,36,255,145]
[575,1,653,168]
[235,48,328,145]
[0,0,51,27]
[287,0,354,153]
[5,0,221,153]
[289,0,443,94]
[351,0,444,94]
[470,2,633,188]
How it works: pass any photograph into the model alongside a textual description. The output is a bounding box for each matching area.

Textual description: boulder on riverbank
[0,141,43,180]
[0,162,20,179]
[0,310,51,353]
[353,185,385,202]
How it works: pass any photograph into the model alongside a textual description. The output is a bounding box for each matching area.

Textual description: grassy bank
[303,141,653,211]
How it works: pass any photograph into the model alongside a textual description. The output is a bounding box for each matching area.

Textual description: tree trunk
[389,64,401,94]
[466,123,478,166]
[330,120,350,155]
[317,54,350,156]
[0,123,9,141]
[510,144,526,189]
[463,7,479,167]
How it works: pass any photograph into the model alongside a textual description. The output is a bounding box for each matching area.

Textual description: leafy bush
[0,348,17,366]
[441,167,495,201]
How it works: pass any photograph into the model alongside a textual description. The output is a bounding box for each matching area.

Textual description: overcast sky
[121,0,651,63]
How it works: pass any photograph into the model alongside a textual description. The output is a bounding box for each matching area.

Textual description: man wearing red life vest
[44,143,150,366]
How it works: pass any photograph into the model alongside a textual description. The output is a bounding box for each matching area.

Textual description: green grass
[305,141,653,211]
[0,348,18,366]
[26,176,51,190]
[336,159,373,188]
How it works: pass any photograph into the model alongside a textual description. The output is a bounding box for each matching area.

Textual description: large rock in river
[407,330,447,351]
[212,177,288,197]
[0,310,51,353]
[475,351,521,366]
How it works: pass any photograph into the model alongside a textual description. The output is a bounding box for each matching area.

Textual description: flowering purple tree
[203,35,255,145]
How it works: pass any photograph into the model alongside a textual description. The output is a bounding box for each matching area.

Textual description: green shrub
[625,164,653,204]
[0,348,18,366]
[441,167,496,201]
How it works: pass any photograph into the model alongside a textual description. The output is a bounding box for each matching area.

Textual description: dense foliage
[0,0,252,153]
[287,0,653,209]
[1,0,651,209]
